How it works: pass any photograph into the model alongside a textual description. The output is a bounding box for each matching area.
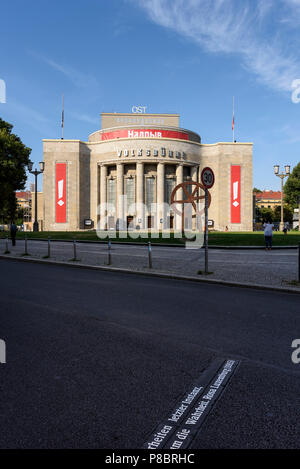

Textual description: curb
[1,254,300,295]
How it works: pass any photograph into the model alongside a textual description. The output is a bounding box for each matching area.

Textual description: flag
[61,109,64,128]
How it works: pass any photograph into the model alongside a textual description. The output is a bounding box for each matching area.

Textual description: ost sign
[131,106,147,114]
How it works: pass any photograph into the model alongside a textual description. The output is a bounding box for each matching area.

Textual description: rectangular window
[107,178,116,209]
[126,177,135,212]
[165,178,175,205]
[146,177,155,211]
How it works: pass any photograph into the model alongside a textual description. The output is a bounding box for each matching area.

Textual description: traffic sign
[201,167,215,189]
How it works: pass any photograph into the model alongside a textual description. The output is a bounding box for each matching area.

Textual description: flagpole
[61,93,64,140]
[232,96,235,143]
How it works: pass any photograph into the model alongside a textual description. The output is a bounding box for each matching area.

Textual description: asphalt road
[0,259,299,449]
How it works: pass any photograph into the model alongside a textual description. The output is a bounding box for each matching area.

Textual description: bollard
[108,240,111,265]
[73,238,77,261]
[5,236,9,253]
[299,242,300,284]
[148,241,152,269]
[47,236,51,258]
[25,235,28,255]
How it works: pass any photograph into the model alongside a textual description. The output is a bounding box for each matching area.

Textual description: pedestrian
[283,222,288,235]
[263,220,274,251]
[10,221,17,246]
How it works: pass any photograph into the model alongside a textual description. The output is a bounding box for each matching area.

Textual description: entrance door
[127,216,134,230]
[147,216,154,229]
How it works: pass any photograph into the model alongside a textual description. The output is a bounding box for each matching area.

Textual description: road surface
[0,259,299,448]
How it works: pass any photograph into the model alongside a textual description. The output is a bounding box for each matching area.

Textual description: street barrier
[73,238,77,261]
[5,236,9,254]
[108,240,112,265]
[298,242,300,283]
[47,237,51,258]
[148,241,152,269]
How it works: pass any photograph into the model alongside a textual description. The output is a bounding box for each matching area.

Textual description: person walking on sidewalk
[263,221,274,251]
[10,222,17,246]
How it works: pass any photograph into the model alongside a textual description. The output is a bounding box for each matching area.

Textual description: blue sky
[1,0,300,191]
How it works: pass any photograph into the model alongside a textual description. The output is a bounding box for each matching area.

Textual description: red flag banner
[56,163,67,223]
[101,128,189,141]
[231,165,241,224]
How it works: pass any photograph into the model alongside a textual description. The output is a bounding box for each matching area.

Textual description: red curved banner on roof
[100,128,189,141]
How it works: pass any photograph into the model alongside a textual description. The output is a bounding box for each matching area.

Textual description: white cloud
[28,51,99,89]
[135,0,300,93]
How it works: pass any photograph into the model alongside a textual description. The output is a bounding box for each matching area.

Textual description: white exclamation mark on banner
[57,179,64,206]
[233,181,239,207]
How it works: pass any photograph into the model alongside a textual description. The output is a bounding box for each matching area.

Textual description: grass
[1,230,300,246]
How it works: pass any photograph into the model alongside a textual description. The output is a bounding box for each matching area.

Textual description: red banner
[101,128,189,141]
[231,165,241,224]
[56,163,67,223]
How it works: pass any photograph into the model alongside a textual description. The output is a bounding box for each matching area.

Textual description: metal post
[280,175,284,232]
[6,236,9,253]
[205,187,208,274]
[73,238,77,260]
[47,236,51,258]
[108,240,111,265]
[148,241,152,269]
[25,235,28,255]
[298,242,300,284]
[33,172,39,232]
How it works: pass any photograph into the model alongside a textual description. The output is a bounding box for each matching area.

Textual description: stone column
[191,166,198,230]
[175,164,184,231]
[136,162,144,229]
[191,165,198,182]
[198,164,204,231]
[157,162,165,230]
[116,163,124,230]
[100,164,107,230]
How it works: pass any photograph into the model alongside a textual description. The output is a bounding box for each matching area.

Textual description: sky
[1,0,300,191]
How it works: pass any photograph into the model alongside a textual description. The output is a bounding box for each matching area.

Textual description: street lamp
[28,160,45,232]
[274,164,290,231]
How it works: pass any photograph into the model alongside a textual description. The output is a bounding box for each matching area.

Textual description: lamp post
[274,164,290,231]
[28,160,45,232]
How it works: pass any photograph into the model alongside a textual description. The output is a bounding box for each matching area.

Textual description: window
[126,178,135,212]
[146,177,155,211]
[165,178,175,205]
[107,178,116,209]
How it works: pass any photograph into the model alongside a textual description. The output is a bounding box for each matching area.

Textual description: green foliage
[253,187,262,193]
[256,207,274,223]
[284,162,300,208]
[273,205,294,223]
[0,118,31,222]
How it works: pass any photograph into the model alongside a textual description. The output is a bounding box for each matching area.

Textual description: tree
[284,162,300,208]
[253,187,262,193]
[273,205,294,224]
[256,207,274,223]
[0,118,31,222]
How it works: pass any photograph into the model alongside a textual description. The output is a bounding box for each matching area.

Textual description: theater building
[41,112,253,231]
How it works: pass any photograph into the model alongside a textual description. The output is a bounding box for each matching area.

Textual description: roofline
[101,112,180,117]
[88,124,200,140]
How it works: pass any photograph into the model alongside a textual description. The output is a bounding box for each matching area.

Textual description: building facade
[255,190,282,210]
[42,112,253,232]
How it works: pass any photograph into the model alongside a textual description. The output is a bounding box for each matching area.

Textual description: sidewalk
[1,238,299,293]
